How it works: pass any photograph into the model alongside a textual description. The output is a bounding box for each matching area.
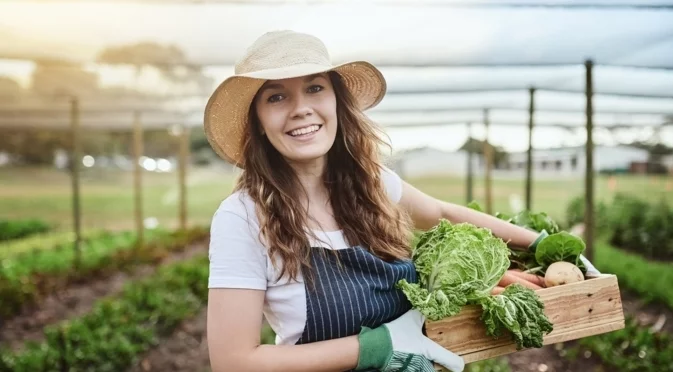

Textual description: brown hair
[234,71,413,284]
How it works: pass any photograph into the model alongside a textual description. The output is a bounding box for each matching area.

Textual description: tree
[96,42,213,96]
[31,59,100,98]
[459,137,509,168]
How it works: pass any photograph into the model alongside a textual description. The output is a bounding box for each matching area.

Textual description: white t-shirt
[207,166,404,345]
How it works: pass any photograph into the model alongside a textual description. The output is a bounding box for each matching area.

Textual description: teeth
[289,125,320,137]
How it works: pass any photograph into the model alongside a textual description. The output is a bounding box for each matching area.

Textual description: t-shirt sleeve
[381,165,403,203]
[208,207,268,290]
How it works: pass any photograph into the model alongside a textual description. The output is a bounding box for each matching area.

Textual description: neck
[289,156,328,204]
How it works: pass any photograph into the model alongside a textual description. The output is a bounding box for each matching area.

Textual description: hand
[356,309,465,372]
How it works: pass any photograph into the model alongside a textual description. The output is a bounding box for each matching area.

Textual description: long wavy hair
[233,71,413,284]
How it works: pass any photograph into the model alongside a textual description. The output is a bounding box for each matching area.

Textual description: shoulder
[208,190,269,290]
[380,164,403,203]
[209,190,265,254]
[213,189,259,227]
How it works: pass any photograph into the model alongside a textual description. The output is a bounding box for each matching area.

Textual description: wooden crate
[426,274,625,366]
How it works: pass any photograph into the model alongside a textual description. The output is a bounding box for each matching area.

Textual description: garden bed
[0,239,208,350]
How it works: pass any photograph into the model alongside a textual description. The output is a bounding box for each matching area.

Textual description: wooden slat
[426,274,624,366]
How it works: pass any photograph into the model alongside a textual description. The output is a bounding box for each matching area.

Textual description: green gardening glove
[355,309,465,372]
[528,229,549,250]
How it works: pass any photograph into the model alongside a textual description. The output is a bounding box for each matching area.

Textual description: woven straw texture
[203,30,387,167]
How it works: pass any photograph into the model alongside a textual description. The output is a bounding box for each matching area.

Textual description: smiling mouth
[287,124,323,137]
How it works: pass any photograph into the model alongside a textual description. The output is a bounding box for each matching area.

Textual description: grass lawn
[1,166,671,232]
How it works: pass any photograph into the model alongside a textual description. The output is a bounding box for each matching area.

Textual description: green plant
[571,316,673,372]
[564,195,609,232]
[0,219,51,242]
[0,254,210,372]
[595,241,673,309]
[606,194,673,261]
[0,230,105,260]
[0,226,209,319]
[466,357,511,372]
[261,323,276,345]
[398,220,552,350]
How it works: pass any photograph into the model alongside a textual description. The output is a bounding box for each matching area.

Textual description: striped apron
[296,246,417,369]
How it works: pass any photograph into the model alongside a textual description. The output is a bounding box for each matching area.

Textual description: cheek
[257,108,286,136]
[319,96,338,126]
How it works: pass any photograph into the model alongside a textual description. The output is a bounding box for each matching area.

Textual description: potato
[544,261,584,287]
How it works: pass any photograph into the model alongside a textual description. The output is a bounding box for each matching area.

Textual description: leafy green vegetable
[512,211,560,235]
[535,232,585,268]
[466,200,484,212]
[480,284,553,349]
[466,201,560,234]
[398,219,553,350]
[466,201,586,275]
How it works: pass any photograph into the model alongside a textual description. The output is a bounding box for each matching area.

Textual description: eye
[307,85,324,93]
[267,93,284,103]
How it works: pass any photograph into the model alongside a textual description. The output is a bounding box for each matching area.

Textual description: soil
[0,239,209,351]
[506,342,607,372]
[129,308,211,372]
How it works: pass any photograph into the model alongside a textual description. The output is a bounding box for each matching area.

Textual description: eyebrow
[258,74,324,94]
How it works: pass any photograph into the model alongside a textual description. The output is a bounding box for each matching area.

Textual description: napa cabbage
[398,219,553,350]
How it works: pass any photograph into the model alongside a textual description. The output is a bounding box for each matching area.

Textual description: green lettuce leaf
[396,279,467,321]
[479,284,554,350]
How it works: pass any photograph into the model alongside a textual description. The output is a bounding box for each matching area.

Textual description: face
[253,73,338,167]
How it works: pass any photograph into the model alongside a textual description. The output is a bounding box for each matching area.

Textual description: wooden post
[584,60,595,262]
[526,87,536,211]
[133,111,144,249]
[178,125,190,231]
[483,109,493,215]
[466,122,474,204]
[70,98,82,269]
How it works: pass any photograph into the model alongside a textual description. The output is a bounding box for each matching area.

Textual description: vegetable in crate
[466,201,590,277]
[397,220,553,350]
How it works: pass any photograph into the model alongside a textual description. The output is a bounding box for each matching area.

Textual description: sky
[1,0,672,152]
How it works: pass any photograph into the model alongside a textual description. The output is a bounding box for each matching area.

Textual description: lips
[287,124,322,137]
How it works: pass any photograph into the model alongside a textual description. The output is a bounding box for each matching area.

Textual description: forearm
[218,335,360,372]
[442,202,538,248]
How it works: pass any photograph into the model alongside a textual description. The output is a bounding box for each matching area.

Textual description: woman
[203,30,598,372]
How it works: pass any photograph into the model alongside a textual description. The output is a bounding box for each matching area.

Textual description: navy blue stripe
[296,246,416,345]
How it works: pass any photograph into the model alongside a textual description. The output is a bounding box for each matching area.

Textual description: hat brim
[203,61,386,168]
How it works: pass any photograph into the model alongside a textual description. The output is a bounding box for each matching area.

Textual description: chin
[285,146,333,163]
[286,151,329,164]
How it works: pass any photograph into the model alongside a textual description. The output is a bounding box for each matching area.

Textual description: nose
[290,93,313,119]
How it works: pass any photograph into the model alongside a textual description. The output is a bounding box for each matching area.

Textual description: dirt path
[0,239,209,351]
[128,308,211,372]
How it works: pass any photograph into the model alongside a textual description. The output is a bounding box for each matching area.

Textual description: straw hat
[203,30,387,167]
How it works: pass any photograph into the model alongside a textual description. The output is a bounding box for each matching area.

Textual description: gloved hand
[529,230,601,276]
[355,309,465,372]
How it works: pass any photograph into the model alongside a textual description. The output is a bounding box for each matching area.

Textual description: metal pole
[526,87,536,211]
[133,111,144,249]
[70,97,82,269]
[466,122,474,204]
[483,109,493,215]
[178,125,189,231]
[584,60,595,262]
